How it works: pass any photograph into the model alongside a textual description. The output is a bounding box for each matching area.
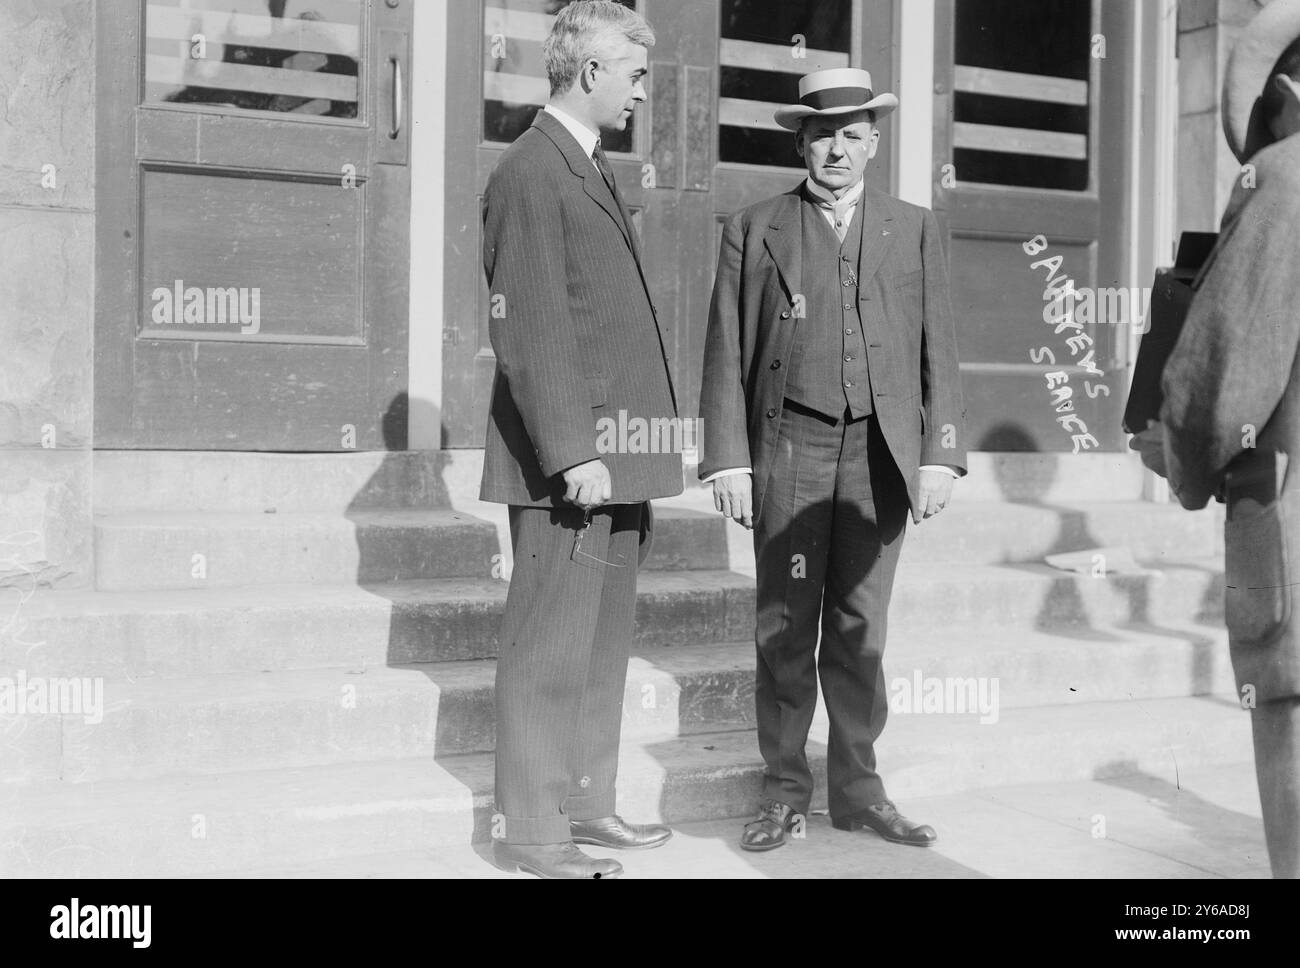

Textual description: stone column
[0,0,95,593]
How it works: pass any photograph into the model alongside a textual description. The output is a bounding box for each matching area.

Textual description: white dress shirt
[543,103,601,170]
[703,177,958,484]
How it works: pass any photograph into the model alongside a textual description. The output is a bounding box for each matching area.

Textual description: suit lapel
[762,192,804,305]
[532,111,634,252]
[856,187,894,287]
[530,110,673,407]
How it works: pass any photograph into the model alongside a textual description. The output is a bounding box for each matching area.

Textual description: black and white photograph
[0,0,1296,926]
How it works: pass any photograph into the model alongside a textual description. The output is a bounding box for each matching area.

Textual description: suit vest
[783,190,875,421]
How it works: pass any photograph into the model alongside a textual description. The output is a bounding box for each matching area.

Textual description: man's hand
[1129,421,1168,479]
[913,469,954,524]
[562,459,612,511]
[713,474,754,530]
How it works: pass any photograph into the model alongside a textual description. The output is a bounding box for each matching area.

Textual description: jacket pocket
[895,268,924,290]
[1224,494,1291,648]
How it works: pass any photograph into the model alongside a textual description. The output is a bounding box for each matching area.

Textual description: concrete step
[7,623,1238,786]
[0,695,1252,876]
[16,559,1225,679]
[91,506,733,591]
[93,451,459,513]
[93,451,1157,515]
[93,509,503,591]
[899,501,1223,565]
[17,570,754,678]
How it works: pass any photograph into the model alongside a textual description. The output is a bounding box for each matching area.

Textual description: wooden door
[95,0,412,451]
[442,0,893,446]
[933,0,1134,453]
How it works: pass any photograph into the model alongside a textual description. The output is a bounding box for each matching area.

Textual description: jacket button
[771,360,782,370]
[767,408,778,419]
[780,311,792,320]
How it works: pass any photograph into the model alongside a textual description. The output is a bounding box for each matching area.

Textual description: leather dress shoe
[492,840,623,879]
[740,799,802,852]
[570,815,673,850]
[832,800,937,847]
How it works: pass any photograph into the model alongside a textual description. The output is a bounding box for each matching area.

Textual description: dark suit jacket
[698,184,967,518]
[479,110,683,508]
[1161,132,1300,697]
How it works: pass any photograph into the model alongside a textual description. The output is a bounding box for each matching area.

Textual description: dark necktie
[593,140,640,261]
[592,141,618,196]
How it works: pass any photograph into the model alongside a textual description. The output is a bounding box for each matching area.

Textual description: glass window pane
[952,0,1092,191]
[484,0,636,153]
[718,0,853,168]
[144,0,363,120]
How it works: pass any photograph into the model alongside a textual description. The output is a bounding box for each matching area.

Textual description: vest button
[845,329,854,335]
[842,279,852,287]
[767,408,778,419]
[844,355,853,363]
[843,304,853,311]
[771,360,782,370]
[844,381,854,389]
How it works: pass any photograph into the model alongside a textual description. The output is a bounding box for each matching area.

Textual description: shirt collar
[543,103,601,160]
[804,176,865,209]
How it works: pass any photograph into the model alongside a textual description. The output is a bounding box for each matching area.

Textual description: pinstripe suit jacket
[479,110,683,508]
[698,185,967,519]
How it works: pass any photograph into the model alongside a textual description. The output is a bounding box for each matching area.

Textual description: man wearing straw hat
[1132,0,1300,878]
[698,67,967,852]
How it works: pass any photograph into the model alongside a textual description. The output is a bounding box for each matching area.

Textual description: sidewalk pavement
[219,760,1269,879]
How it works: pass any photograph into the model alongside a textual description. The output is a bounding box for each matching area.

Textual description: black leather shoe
[492,841,623,878]
[740,799,802,852]
[832,800,937,847]
[570,815,672,850]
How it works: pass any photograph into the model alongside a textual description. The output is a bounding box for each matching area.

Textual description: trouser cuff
[565,789,617,822]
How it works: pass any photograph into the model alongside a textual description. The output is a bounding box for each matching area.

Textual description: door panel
[443,0,894,446]
[95,0,411,451]
[934,0,1132,453]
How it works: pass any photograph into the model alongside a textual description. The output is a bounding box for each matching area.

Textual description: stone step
[0,695,1251,876]
[90,506,734,591]
[92,450,1156,514]
[93,451,459,514]
[899,501,1222,565]
[3,624,1238,787]
[93,509,503,591]
[16,559,1225,679]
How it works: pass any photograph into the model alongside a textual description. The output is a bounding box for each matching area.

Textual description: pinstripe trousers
[754,404,910,817]
[494,502,646,845]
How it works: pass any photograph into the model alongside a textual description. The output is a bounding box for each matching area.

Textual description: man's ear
[578,58,600,94]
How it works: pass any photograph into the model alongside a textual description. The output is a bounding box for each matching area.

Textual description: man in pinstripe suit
[479,2,682,879]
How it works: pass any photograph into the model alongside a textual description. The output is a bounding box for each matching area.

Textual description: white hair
[543,1,655,96]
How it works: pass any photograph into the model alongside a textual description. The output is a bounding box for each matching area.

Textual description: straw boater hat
[773,67,898,131]
[1223,0,1300,162]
